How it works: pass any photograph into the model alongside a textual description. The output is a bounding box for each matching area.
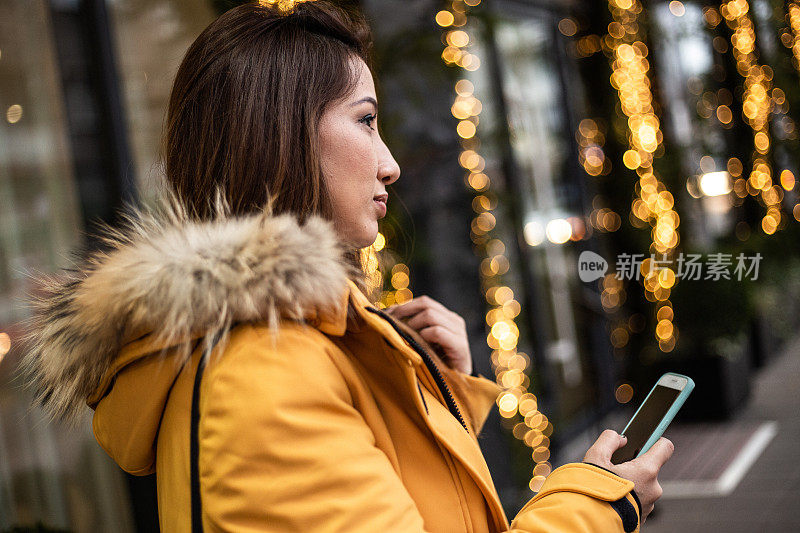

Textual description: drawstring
[191,331,226,533]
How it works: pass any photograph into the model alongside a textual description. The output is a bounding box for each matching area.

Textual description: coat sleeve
[198,326,640,533]
[507,463,642,533]
[435,368,641,532]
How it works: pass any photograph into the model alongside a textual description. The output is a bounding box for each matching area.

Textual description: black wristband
[583,462,643,518]
[583,462,641,532]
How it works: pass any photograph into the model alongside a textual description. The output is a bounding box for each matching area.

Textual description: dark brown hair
[160,0,374,292]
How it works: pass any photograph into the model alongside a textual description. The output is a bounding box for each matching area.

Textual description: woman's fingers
[583,430,627,465]
[386,296,447,320]
[386,296,467,340]
[402,307,437,330]
[582,432,674,524]
[419,324,459,350]
[637,437,675,471]
[386,296,472,375]
[405,308,461,334]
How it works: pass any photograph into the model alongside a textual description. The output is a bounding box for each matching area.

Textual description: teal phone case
[620,372,695,458]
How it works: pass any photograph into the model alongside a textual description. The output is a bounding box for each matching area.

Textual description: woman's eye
[359,113,377,129]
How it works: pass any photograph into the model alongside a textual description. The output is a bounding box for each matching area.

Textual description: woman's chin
[357,234,378,250]
[358,228,381,249]
[338,227,379,250]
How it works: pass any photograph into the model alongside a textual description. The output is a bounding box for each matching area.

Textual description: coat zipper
[368,307,493,532]
[365,306,469,433]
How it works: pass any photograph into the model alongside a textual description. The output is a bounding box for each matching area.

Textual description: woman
[22,2,673,531]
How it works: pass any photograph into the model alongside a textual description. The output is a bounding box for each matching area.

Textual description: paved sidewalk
[645,335,800,532]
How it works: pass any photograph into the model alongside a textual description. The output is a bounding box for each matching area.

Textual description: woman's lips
[374,193,388,217]
[374,198,387,216]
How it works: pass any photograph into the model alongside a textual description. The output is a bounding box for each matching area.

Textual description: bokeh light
[607,0,680,349]
[438,0,551,491]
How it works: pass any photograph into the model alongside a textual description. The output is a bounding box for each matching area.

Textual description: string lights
[572,111,633,357]
[717,0,786,234]
[437,0,553,492]
[786,2,800,71]
[369,233,415,309]
[606,0,680,352]
[577,118,611,178]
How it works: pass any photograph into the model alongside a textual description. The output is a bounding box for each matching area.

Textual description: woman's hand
[583,430,674,523]
[384,296,473,375]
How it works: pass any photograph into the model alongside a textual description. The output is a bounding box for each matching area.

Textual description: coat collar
[21,196,360,422]
[317,279,428,363]
[304,279,353,337]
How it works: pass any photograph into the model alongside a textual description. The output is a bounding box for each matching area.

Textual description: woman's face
[319,57,401,249]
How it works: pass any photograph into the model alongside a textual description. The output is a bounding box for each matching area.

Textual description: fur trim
[20,195,355,423]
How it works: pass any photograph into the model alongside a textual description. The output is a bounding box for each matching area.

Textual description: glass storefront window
[492,17,587,390]
[0,1,133,530]
[106,0,216,198]
[652,2,736,245]
[468,7,608,430]
[0,1,82,325]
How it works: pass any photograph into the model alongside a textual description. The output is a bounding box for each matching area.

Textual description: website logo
[577,252,762,282]
[578,251,609,282]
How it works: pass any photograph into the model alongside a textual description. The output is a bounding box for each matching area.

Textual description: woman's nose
[377,139,401,185]
[380,163,400,185]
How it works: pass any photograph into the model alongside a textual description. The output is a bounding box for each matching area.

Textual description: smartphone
[610,372,695,465]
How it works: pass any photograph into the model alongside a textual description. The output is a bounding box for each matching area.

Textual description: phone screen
[610,384,681,464]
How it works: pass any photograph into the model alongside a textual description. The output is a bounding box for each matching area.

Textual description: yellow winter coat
[23,204,641,532]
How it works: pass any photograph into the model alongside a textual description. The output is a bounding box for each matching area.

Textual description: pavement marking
[661,420,778,499]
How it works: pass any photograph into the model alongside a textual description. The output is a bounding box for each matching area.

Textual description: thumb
[585,430,626,464]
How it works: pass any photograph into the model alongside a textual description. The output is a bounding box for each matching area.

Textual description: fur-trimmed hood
[21,197,359,423]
